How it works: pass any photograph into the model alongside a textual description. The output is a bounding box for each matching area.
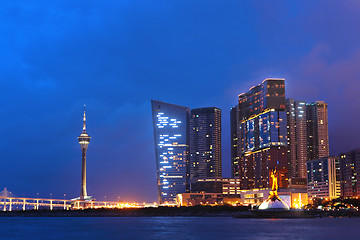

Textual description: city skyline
[1,1,360,203]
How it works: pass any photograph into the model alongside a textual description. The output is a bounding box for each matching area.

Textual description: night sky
[1,1,359,202]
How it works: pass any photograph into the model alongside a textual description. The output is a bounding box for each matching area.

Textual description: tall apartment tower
[232,78,288,190]
[286,99,307,179]
[190,107,222,179]
[230,105,240,177]
[151,100,190,204]
[306,101,329,160]
[339,149,360,198]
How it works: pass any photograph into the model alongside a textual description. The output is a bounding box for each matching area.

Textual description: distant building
[151,100,190,204]
[306,101,329,160]
[339,149,360,198]
[190,107,222,179]
[190,178,225,193]
[286,99,307,183]
[231,78,288,189]
[306,157,340,199]
[240,189,269,205]
[230,105,240,177]
[288,177,307,189]
[176,193,241,206]
[190,178,241,195]
[222,179,241,195]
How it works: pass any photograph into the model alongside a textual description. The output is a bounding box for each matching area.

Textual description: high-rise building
[306,156,340,199]
[286,99,307,179]
[230,105,240,177]
[78,107,91,200]
[190,107,222,179]
[306,101,329,160]
[339,149,360,198]
[232,78,288,189]
[286,99,330,187]
[151,100,190,204]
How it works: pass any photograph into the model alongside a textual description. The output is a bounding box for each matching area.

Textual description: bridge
[0,189,139,211]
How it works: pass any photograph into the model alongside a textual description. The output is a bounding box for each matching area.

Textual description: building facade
[232,78,288,190]
[306,101,329,160]
[230,105,240,177]
[286,99,307,180]
[306,156,340,199]
[190,178,241,195]
[190,107,222,179]
[190,178,225,193]
[151,100,190,204]
[339,149,360,198]
[176,193,240,206]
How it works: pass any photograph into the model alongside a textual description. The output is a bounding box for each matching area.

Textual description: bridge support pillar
[3,199,6,211]
[63,201,66,210]
[23,199,26,211]
[9,199,12,211]
[36,200,39,210]
[50,200,53,211]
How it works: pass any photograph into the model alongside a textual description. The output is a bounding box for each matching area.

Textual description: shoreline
[0,206,358,218]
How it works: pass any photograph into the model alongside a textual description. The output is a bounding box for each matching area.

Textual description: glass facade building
[231,78,288,189]
[240,110,287,152]
[151,100,190,204]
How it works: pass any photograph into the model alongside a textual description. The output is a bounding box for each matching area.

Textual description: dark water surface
[0,217,359,240]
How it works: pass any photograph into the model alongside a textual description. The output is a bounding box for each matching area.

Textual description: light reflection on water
[0,217,359,240]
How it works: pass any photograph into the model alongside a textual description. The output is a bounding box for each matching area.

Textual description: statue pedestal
[258,197,290,211]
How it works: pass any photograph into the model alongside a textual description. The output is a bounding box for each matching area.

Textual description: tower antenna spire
[83,104,87,132]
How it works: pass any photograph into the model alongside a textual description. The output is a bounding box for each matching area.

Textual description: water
[0,217,359,240]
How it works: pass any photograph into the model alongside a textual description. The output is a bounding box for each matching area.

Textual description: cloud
[287,43,360,154]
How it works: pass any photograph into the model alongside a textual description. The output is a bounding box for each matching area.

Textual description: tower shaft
[80,146,88,199]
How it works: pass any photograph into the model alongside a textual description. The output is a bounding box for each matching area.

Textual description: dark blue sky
[1,0,359,202]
